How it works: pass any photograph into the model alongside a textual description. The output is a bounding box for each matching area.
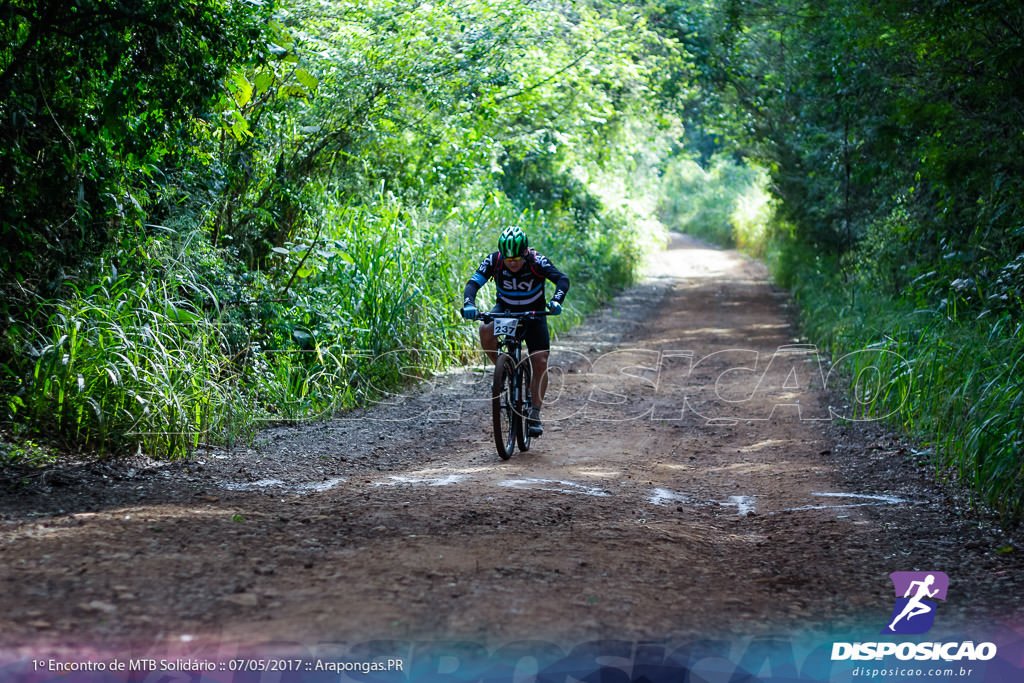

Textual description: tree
[0,0,267,300]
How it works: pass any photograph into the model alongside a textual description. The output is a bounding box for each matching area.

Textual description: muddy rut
[1,235,1021,662]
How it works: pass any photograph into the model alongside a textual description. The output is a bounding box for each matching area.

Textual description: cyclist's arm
[534,254,570,303]
[549,270,570,304]
[464,252,496,306]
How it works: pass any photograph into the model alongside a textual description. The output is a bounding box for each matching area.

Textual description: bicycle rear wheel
[492,353,517,459]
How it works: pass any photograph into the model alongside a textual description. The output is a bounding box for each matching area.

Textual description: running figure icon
[887,574,938,632]
[883,571,949,635]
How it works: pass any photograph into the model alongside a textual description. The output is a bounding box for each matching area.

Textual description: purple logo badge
[882,571,950,635]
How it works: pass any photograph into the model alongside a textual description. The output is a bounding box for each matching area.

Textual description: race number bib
[492,318,519,336]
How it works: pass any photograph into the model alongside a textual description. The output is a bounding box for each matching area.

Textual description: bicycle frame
[474,310,549,459]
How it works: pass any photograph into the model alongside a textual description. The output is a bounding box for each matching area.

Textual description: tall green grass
[16,269,253,458]
[237,191,651,419]
[791,267,1024,523]
[3,190,655,464]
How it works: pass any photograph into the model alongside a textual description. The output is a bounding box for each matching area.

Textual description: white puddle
[221,478,285,491]
[812,492,910,503]
[293,478,348,493]
[220,477,347,494]
[497,478,611,497]
[780,491,922,512]
[649,489,755,516]
[650,487,919,517]
[375,474,468,487]
[726,495,757,516]
[650,488,691,506]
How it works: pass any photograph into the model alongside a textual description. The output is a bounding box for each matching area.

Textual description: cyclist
[461,226,570,437]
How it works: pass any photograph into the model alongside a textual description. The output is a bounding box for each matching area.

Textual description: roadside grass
[3,193,658,465]
[790,267,1024,524]
[13,269,253,459]
[660,149,1023,524]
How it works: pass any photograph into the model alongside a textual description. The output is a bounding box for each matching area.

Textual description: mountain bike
[473,310,550,460]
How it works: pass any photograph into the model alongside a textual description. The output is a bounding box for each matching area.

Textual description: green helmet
[498,226,528,258]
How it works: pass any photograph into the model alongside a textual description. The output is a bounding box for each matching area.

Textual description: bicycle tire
[492,353,517,460]
[516,356,533,452]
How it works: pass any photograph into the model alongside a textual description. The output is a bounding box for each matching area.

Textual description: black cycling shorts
[489,306,551,354]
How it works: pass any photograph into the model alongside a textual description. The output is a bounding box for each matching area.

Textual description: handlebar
[475,310,551,323]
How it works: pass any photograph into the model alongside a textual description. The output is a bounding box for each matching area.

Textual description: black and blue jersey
[464,249,570,312]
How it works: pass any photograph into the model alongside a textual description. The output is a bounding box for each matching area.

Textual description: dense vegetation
[654,0,1024,522]
[0,0,678,463]
[2,0,1021,521]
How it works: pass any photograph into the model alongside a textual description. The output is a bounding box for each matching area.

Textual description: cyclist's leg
[524,317,551,409]
[527,351,549,407]
[521,318,550,438]
[479,321,499,365]
[479,306,506,365]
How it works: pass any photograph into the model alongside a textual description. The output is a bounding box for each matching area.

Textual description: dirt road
[1,235,1021,673]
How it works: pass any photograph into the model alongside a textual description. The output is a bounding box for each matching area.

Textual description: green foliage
[205,0,682,264]
[791,267,1024,522]
[0,0,679,466]
[0,437,57,468]
[16,254,254,458]
[659,153,771,254]
[667,0,1024,314]
[0,0,269,294]
[652,0,1024,522]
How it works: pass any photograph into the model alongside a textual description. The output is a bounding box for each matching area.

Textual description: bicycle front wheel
[516,356,533,453]
[492,353,517,460]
